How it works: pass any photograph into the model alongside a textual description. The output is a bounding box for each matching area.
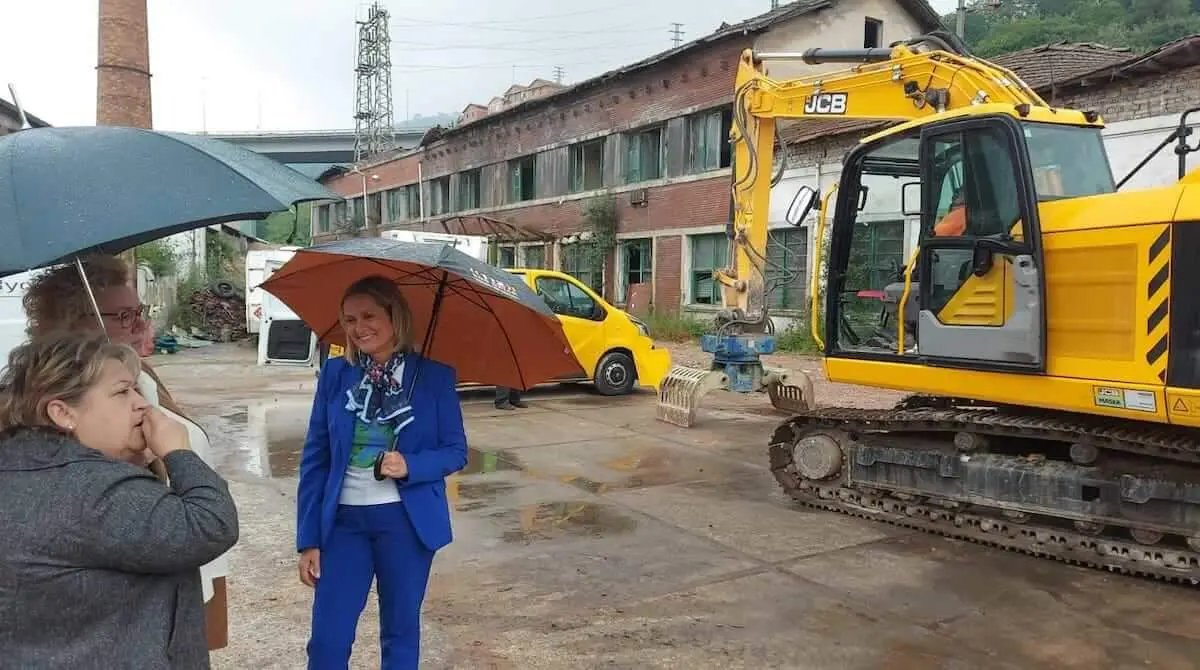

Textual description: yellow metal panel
[1035,186,1184,234]
[824,357,1170,424]
[1041,224,1167,386]
[1166,389,1200,427]
[1170,183,1200,219]
[935,259,1008,326]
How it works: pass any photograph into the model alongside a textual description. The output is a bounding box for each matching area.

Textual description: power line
[390,18,662,36]
[388,3,645,26]
[390,39,667,53]
[670,22,684,48]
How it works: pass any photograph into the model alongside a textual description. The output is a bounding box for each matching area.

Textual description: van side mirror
[901,182,921,216]
[785,185,818,226]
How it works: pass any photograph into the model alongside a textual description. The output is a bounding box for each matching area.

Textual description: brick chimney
[96,0,152,128]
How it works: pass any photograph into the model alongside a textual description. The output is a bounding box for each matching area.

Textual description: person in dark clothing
[0,331,239,669]
[495,386,527,410]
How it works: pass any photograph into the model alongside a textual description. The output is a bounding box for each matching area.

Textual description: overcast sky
[1,0,957,133]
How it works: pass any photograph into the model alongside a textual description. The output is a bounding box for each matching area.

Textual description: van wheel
[594,351,636,396]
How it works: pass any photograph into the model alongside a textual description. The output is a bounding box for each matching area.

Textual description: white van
[0,270,40,364]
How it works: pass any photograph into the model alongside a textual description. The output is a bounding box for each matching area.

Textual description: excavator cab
[816,111,1116,372]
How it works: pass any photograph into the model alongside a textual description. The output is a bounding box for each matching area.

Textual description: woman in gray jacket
[0,332,239,669]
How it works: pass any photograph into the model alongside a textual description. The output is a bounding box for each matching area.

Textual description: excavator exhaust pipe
[656,365,729,428]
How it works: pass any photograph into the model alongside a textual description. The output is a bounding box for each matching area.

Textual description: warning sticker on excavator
[1092,386,1156,412]
[1173,398,1189,413]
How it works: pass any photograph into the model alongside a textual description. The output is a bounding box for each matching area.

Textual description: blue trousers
[307,502,435,670]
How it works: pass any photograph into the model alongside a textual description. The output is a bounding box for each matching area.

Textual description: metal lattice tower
[353,2,396,162]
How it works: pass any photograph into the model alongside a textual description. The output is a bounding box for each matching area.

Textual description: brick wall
[97,0,152,128]
[654,235,682,313]
[1053,65,1200,124]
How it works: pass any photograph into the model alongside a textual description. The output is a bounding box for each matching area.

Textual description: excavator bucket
[656,365,729,428]
[766,368,816,414]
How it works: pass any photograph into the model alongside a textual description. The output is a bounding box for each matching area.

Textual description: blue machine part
[700,333,776,393]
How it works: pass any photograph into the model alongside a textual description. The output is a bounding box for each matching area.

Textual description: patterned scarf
[344,350,416,437]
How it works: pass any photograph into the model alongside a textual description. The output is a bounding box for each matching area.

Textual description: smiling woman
[296,274,468,669]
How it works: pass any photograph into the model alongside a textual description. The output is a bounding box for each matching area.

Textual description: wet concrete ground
[151,343,1200,669]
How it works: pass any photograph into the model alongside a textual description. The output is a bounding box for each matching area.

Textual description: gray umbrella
[0,125,343,278]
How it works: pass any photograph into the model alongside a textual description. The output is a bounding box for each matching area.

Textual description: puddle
[461,448,523,475]
[489,501,637,543]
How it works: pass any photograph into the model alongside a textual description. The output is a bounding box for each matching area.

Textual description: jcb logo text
[803,93,848,115]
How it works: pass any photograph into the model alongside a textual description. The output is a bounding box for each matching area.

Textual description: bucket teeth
[767,369,816,414]
[655,365,728,428]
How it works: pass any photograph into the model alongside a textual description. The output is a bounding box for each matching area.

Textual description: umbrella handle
[373,451,387,482]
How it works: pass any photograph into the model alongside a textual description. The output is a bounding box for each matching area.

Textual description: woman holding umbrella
[296,275,468,669]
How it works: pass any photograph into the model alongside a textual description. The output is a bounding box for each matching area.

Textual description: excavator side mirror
[901,182,921,216]
[785,185,818,226]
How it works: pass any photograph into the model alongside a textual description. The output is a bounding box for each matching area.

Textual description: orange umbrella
[260,237,582,390]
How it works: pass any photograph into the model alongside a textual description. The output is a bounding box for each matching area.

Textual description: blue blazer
[295,353,468,554]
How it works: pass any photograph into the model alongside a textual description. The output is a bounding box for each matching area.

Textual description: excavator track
[768,398,1200,586]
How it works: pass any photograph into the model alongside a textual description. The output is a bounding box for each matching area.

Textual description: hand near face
[379,451,408,479]
[141,406,190,458]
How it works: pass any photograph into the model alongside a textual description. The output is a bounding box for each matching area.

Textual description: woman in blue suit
[296,275,468,669]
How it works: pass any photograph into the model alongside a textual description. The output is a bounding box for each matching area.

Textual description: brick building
[313,0,943,314]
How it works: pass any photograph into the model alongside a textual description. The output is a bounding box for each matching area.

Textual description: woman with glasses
[21,253,234,652]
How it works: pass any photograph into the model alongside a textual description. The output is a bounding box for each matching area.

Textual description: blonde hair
[23,254,132,338]
[340,275,414,363]
[0,332,141,431]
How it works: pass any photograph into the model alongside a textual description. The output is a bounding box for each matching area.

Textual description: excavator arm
[718,32,1062,322]
[656,31,1088,428]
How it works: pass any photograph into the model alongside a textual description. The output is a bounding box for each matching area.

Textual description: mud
[145,343,1200,670]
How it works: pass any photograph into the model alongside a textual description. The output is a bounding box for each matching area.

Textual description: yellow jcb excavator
[655,30,1200,584]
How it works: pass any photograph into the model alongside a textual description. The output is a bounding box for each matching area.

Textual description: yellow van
[323,268,671,396]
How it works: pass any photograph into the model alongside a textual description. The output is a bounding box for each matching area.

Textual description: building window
[317,205,330,233]
[765,229,808,310]
[350,197,364,227]
[850,219,905,291]
[523,244,546,269]
[689,232,727,305]
[496,245,517,268]
[430,177,451,216]
[561,243,602,293]
[386,188,407,222]
[688,107,733,173]
[618,238,652,303]
[459,168,481,210]
[509,155,537,202]
[864,17,882,48]
[405,184,422,219]
[569,139,605,193]
[625,125,664,184]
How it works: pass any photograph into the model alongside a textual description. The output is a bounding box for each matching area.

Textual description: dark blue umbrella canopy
[0,125,343,278]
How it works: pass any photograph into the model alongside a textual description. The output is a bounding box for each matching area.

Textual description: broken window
[618,238,653,303]
[569,139,605,193]
[430,177,451,215]
[864,17,882,48]
[509,155,537,202]
[625,126,664,183]
[523,244,546,269]
[688,107,733,173]
[690,232,727,305]
[459,168,481,210]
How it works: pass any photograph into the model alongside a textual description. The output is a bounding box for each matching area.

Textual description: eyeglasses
[101,304,150,329]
